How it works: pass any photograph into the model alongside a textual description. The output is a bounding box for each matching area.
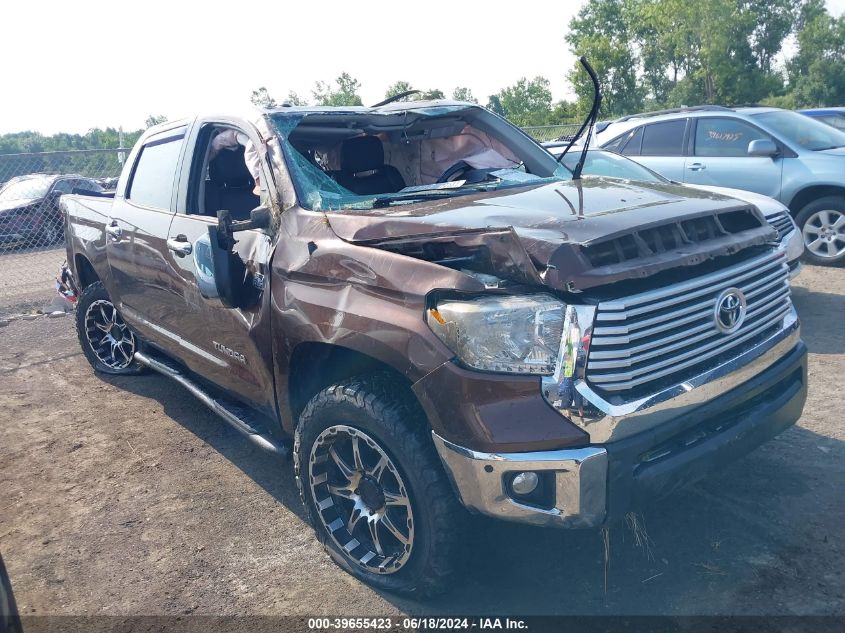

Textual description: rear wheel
[795,197,845,265]
[75,281,145,375]
[294,374,465,596]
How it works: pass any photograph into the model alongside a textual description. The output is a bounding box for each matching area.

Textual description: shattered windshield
[269,105,569,211]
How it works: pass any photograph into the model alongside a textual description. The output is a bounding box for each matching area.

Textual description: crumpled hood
[325,178,776,291]
[682,184,787,217]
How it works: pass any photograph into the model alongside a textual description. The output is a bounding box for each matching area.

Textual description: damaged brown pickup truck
[60,98,807,596]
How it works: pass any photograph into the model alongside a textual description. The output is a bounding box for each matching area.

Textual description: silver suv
[594,105,845,265]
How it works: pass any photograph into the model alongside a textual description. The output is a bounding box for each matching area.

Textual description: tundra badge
[213,341,246,364]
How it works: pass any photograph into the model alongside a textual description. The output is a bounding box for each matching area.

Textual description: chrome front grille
[586,250,791,393]
[766,211,795,242]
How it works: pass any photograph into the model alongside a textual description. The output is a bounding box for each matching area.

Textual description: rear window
[620,127,643,156]
[640,120,686,156]
[128,132,185,210]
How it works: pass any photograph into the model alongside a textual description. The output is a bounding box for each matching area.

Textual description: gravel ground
[0,265,843,617]
[0,245,65,317]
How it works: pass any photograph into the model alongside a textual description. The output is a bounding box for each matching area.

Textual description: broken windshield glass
[268,105,569,212]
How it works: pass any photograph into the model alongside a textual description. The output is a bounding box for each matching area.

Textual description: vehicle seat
[336,135,405,195]
[206,146,259,219]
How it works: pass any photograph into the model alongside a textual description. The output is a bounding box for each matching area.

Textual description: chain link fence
[0,149,128,318]
[521,123,583,143]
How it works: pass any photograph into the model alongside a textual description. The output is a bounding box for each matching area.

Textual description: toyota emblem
[714,288,747,334]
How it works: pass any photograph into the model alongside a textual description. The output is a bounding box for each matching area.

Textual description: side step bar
[134,351,290,457]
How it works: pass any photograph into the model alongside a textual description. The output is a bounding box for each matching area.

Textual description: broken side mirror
[218,206,272,241]
[202,207,272,308]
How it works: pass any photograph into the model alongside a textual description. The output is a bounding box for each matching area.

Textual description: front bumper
[433,339,807,528]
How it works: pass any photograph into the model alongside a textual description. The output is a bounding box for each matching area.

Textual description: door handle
[167,235,193,257]
[106,222,122,240]
[687,162,707,171]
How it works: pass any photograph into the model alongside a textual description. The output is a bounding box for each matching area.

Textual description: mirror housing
[748,139,778,157]
[202,207,272,308]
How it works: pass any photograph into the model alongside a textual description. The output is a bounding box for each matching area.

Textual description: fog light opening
[510,471,540,496]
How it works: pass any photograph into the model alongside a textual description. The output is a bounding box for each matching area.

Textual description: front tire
[75,281,144,375]
[795,196,845,265]
[294,375,465,597]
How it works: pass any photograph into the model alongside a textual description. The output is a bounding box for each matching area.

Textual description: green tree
[144,115,168,128]
[486,95,505,117]
[550,100,578,123]
[788,0,845,107]
[0,126,146,182]
[566,0,797,115]
[419,88,445,100]
[250,87,277,108]
[489,77,554,126]
[312,73,363,106]
[384,80,415,100]
[285,91,308,106]
[452,87,478,103]
[566,0,643,117]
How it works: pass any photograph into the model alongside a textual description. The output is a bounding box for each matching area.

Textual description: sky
[2,0,845,136]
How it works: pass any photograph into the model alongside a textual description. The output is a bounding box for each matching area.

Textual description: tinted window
[78,179,104,192]
[620,127,643,156]
[51,180,74,194]
[640,120,686,156]
[128,133,185,209]
[817,114,845,130]
[603,132,627,153]
[695,118,768,157]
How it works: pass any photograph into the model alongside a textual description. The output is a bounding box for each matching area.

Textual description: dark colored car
[59,102,806,596]
[0,174,102,248]
[97,176,119,191]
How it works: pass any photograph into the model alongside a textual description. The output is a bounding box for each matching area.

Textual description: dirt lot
[0,245,65,317]
[1,266,844,617]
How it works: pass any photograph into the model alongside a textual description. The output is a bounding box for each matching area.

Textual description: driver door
[160,120,278,412]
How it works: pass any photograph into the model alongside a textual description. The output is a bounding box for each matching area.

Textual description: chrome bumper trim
[551,307,801,443]
[431,432,607,528]
[780,227,805,269]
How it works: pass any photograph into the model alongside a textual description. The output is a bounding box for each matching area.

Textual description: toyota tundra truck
[59,94,807,596]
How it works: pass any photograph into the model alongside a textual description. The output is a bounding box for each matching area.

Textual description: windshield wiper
[371,190,466,208]
[557,56,603,181]
[813,144,845,151]
[370,90,422,107]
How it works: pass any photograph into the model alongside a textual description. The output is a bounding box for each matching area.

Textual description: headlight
[427,294,565,374]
